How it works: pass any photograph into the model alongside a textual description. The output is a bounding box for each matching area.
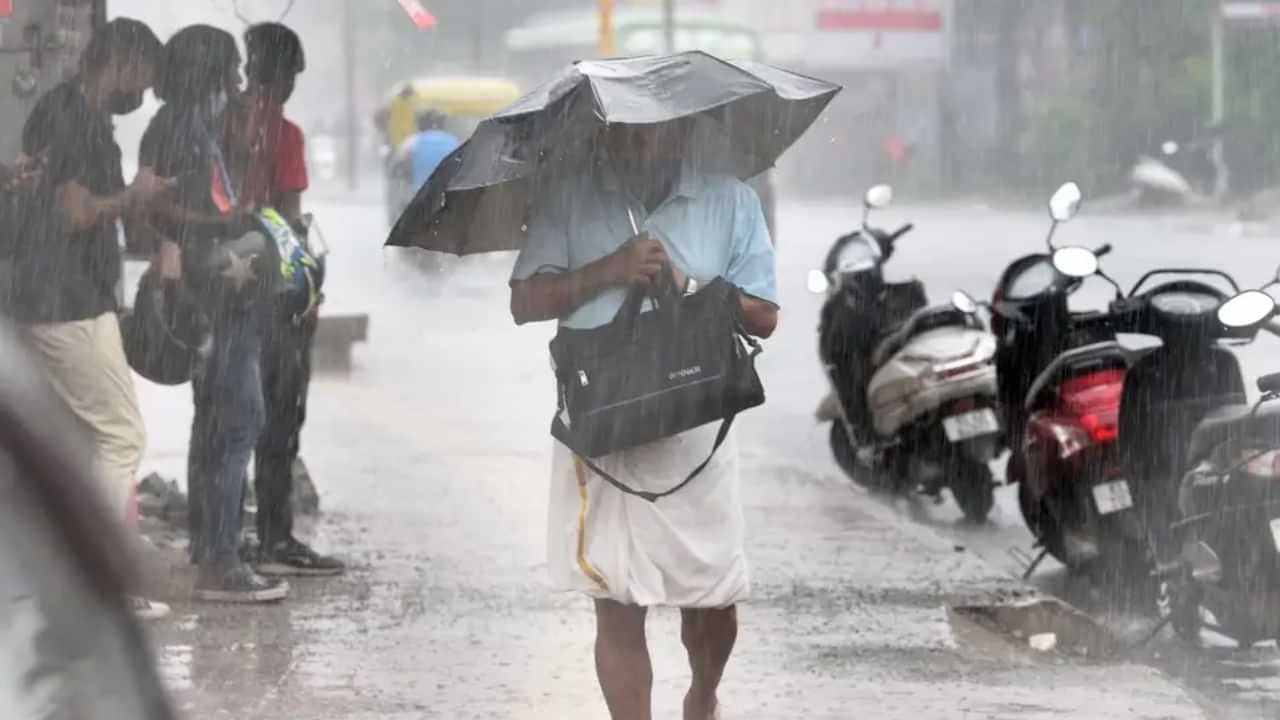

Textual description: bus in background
[500,6,779,243]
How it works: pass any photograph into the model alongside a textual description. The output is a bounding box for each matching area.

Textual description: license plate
[1270,519,1280,553]
[943,408,999,441]
[1092,480,1134,515]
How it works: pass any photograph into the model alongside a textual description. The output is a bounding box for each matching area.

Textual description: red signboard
[817,1,943,32]
[396,0,437,29]
[0,0,13,19]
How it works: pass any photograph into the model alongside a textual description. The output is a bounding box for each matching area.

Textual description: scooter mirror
[1048,182,1083,223]
[951,290,979,315]
[1161,140,1180,156]
[864,184,893,210]
[807,269,832,295]
[1051,246,1099,279]
[1217,290,1276,329]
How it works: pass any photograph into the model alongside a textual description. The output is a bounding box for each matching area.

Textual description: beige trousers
[21,312,146,521]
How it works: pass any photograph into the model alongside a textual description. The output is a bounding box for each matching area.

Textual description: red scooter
[990,184,1144,578]
[1019,341,1145,575]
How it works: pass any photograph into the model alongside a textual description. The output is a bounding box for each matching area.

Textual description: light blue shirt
[511,162,778,329]
[411,129,461,188]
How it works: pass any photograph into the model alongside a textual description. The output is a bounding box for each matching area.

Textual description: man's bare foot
[683,692,718,720]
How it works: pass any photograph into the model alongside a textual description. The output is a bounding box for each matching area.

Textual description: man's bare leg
[594,599,652,720]
[681,606,738,720]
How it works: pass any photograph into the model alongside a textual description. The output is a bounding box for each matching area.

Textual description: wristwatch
[683,276,699,296]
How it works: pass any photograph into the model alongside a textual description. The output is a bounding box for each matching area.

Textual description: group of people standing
[3,16,343,615]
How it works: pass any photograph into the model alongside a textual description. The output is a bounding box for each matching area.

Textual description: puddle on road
[950,597,1123,661]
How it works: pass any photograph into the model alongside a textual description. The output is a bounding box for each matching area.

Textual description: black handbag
[548,274,765,502]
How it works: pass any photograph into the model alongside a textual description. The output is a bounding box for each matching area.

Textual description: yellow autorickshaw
[380,76,522,229]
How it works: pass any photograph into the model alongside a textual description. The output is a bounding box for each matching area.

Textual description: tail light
[1243,450,1280,479]
[1047,422,1090,458]
[1080,413,1118,443]
[929,335,997,380]
[1040,414,1118,459]
[1060,369,1123,444]
[935,359,987,380]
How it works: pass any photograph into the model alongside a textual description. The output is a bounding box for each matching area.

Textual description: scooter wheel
[951,460,994,523]
[1016,482,1069,566]
[829,421,857,477]
[829,422,875,489]
[1165,580,1202,646]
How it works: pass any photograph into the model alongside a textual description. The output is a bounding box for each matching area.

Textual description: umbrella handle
[626,207,640,236]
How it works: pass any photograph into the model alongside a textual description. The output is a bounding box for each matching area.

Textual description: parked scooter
[987,183,1142,578]
[1156,284,1280,647]
[814,185,1000,522]
[1130,131,1225,207]
[1046,243,1256,608]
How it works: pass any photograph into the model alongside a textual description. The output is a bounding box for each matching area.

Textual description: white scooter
[813,185,1001,522]
[1130,136,1225,207]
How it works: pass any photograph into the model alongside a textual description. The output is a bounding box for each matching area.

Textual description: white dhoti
[547,424,749,608]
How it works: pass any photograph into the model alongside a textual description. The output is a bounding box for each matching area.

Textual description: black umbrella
[385,51,841,256]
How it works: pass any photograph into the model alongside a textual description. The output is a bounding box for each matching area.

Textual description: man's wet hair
[155,24,239,106]
[79,17,162,76]
[245,22,306,86]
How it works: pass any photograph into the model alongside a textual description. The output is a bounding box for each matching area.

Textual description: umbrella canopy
[385,51,841,256]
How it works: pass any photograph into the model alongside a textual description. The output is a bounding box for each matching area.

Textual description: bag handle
[610,263,681,343]
[570,414,736,503]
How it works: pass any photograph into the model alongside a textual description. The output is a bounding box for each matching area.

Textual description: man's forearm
[510,255,620,325]
[739,295,778,339]
[89,191,133,226]
[61,185,132,231]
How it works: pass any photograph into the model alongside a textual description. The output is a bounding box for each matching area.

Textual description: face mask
[107,89,145,115]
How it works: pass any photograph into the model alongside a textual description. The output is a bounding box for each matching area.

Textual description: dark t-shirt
[138,104,228,254]
[11,80,124,324]
[139,104,274,314]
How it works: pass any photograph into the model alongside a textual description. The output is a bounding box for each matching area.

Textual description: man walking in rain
[509,119,779,720]
[14,17,172,621]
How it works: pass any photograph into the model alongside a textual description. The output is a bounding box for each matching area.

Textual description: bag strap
[571,414,736,503]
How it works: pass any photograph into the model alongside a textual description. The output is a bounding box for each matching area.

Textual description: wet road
[131,190,1280,718]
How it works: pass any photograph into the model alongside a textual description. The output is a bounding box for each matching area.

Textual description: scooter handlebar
[886,223,914,243]
[1094,243,1113,258]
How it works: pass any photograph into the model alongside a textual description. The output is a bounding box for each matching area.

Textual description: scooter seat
[872,305,979,369]
[1188,401,1280,464]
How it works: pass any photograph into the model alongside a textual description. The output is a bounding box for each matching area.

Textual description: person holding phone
[138,24,287,604]
[12,18,171,621]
